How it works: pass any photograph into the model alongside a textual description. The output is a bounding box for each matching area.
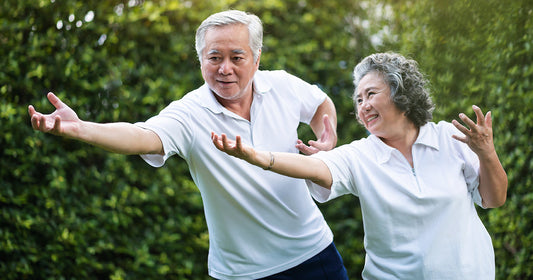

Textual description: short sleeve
[281,72,326,124]
[442,121,483,207]
[306,146,358,203]
[134,100,194,167]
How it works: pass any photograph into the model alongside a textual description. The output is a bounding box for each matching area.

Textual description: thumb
[321,114,333,137]
[47,92,67,110]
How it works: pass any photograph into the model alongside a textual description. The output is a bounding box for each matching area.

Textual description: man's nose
[218,60,232,74]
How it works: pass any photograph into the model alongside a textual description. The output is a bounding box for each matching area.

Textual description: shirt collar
[415,122,440,150]
[197,71,272,114]
[372,123,440,164]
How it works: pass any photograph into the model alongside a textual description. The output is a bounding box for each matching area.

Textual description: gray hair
[352,52,434,127]
[195,10,263,64]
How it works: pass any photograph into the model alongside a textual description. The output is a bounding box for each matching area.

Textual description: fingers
[235,135,242,150]
[28,92,58,131]
[451,105,495,151]
[485,111,492,128]
[28,105,45,130]
[211,132,240,153]
[53,115,62,132]
[451,133,467,144]
[297,114,337,155]
[30,114,39,130]
[451,119,469,135]
[472,105,486,127]
[211,132,224,151]
[296,141,319,155]
[456,105,491,132]
[29,105,40,129]
[457,112,476,131]
[29,109,57,133]
[37,114,51,132]
[28,105,36,116]
[221,134,231,150]
[296,139,321,155]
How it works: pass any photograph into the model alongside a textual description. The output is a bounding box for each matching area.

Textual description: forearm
[252,151,333,189]
[78,121,163,155]
[310,97,337,139]
[478,150,508,208]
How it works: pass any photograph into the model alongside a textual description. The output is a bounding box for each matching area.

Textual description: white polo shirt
[308,121,495,279]
[136,70,333,279]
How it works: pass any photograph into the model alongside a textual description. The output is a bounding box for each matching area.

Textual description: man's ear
[255,49,262,67]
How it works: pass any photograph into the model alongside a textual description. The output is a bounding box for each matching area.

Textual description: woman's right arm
[211,132,333,189]
[28,92,163,155]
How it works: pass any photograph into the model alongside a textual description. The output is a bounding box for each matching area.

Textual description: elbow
[484,197,506,209]
[309,160,333,190]
[483,183,508,209]
[313,180,332,190]
[496,178,509,207]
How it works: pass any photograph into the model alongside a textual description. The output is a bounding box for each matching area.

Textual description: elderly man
[28,10,348,279]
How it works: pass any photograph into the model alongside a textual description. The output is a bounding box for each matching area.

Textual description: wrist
[263,152,275,170]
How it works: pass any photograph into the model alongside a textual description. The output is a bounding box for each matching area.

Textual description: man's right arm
[28,92,163,155]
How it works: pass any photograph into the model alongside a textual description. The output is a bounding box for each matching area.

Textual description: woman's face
[355,71,408,138]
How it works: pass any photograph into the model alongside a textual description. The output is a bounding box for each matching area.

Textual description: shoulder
[255,69,291,79]
[426,120,471,154]
[162,85,208,112]
[418,121,460,142]
[255,70,308,87]
[435,120,459,134]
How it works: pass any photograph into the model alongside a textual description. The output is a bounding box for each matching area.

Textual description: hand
[451,105,495,155]
[211,132,256,162]
[296,114,337,155]
[28,92,81,138]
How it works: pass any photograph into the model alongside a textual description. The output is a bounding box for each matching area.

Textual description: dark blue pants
[258,242,349,280]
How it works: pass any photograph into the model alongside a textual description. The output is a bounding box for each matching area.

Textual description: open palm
[28,92,81,138]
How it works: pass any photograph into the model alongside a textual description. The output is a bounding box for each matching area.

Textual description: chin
[214,91,241,100]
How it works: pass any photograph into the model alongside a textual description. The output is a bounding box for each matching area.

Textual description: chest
[196,97,301,154]
[355,146,470,214]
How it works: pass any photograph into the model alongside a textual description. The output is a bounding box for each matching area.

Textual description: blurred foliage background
[1,0,531,279]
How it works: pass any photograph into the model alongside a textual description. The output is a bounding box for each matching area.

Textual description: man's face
[200,24,260,101]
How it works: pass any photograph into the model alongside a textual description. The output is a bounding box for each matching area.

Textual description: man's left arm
[296,96,338,155]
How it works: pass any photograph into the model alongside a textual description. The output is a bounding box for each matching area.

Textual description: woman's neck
[381,122,419,167]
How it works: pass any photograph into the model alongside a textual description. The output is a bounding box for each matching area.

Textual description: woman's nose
[361,100,371,110]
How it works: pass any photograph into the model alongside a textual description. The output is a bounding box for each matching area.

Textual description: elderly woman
[212,52,507,279]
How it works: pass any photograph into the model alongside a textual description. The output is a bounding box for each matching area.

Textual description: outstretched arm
[296,97,338,155]
[212,132,333,189]
[28,92,163,155]
[452,105,508,208]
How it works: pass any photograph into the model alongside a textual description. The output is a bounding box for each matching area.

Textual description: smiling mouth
[367,115,378,122]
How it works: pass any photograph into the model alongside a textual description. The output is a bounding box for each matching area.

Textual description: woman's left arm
[452,105,508,208]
